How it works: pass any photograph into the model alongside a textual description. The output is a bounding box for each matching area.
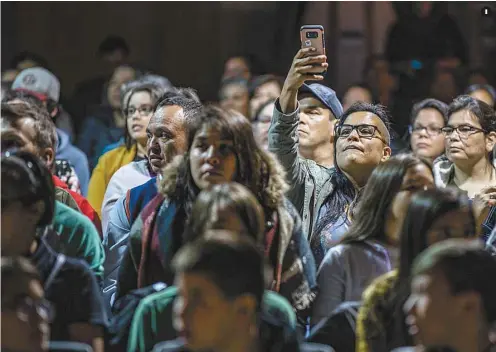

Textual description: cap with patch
[300,83,343,119]
[12,67,60,103]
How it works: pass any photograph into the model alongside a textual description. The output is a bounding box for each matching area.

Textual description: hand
[279,48,328,114]
[473,185,496,230]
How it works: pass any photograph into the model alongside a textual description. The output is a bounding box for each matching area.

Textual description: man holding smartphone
[269,46,392,243]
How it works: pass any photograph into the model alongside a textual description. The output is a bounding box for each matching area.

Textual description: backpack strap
[44,254,66,291]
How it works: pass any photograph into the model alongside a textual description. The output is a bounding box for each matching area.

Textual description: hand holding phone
[300,25,327,74]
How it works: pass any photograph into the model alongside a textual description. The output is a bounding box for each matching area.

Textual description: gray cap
[12,67,60,103]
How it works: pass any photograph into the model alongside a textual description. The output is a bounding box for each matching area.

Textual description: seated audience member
[11,67,89,194]
[77,64,138,170]
[249,74,282,119]
[101,89,201,233]
[155,235,301,352]
[101,92,203,308]
[403,239,496,352]
[126,184,298,351]
[341,83,373,111]
[435,95,496,239]
[312,154,434,325]
[117,106,317,322]
[409,98,448,163]
[270,48,391,243]
[1,257,50,352]
[1,99,102,235]
[356,188,477,352]
[87,80,166,218]
[465,83,496,107]
[222,55,252,81]
[1,151,106,351]
[252,99,274,150]
[219,77,250,118]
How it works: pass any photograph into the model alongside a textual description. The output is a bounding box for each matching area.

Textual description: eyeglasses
[441,124,486,138]
[336,124,387,143]
[409,125,443,137]
[126,105,154,117]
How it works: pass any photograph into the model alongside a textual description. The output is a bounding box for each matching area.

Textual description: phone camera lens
[306,31,318,39]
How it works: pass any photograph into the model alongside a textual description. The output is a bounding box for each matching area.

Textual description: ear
[381,146,392,162]
[329,119,339,143]
[233,294,257,321]
[27,200,46,225]
[40,148,55,171]
[485,131,496,154]
[457,291,482,317]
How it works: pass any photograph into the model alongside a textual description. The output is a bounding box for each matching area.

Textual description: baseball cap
[300,83,344,119]
[12,67,60,103]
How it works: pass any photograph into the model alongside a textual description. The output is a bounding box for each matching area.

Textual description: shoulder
[362,270,398,302]
[54,201,96,231]
[99,145,130,161]
[136,286,178,317]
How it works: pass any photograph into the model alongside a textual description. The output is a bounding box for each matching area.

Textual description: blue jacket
[56,129,90,196]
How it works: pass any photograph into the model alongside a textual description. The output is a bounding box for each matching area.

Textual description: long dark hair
[397,188,474,281]
[159,105,288,224]
[314,102,392,237]
[340,153,433,245]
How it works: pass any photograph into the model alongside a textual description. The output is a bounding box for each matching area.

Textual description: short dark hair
[248,74,283,99]
[410,98,449,125]
[1,99,58,152]
[448,95,496,134]
[172,236,265,307]
[97,35,130,57]
[1,150,56,227]
[412,239,496,324]
[154,92,203,137]
[10,51,49,70]
[338,101,392,144]
[1,257,41,310]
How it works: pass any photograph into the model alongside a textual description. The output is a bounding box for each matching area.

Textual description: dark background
[2,1,495,101]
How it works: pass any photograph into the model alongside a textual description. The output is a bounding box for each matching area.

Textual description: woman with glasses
[1,150,105,351]
[87,80,167,218]
[434,95,496,239]
[409,99,448,163]
[311,154,434,326]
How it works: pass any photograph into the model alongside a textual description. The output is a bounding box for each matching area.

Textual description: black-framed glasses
[441,124,486,138]
[409,125,443,137]
[336,124,387,143]
[126,105,154,117]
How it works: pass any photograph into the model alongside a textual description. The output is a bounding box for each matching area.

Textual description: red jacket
[52,175,103,238]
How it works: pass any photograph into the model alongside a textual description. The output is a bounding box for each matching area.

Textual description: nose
[205,145,220,165]
[346,128,360,141]
[417,127,429,138]
[299,112,309,126]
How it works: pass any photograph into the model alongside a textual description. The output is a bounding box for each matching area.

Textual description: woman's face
[249,81,281,119]
[426,207,475,245]
[469,89,494,107]
[220,83,249,118]
[445,109,493,166]
[126,91,154,146]
[410,108,446,161]
[389,163,435,242]
[252,102,274,150]
[190,125,238,190]
[107,66,136,109]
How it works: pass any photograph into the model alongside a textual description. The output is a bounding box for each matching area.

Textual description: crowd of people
[2,31,496,352]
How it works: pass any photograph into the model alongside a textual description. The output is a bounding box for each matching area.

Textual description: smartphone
[300,25,326,74]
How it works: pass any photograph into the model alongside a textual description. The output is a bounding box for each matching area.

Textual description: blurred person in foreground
[1,257,49,352]
[403,239,496,352]
[1,151,105,351]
